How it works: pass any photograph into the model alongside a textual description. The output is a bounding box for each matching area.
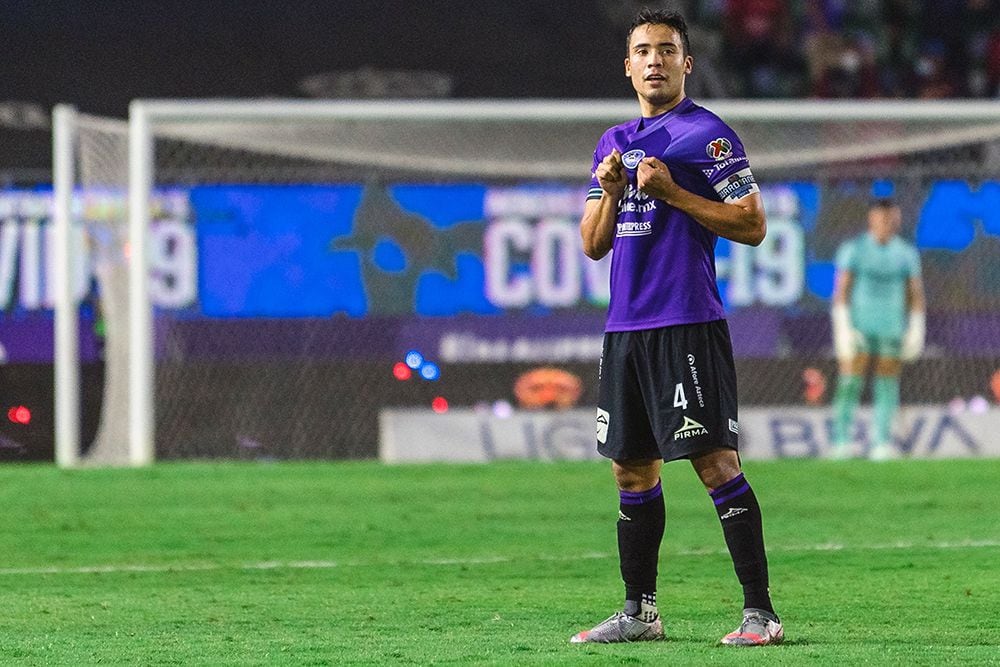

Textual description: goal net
[55,100,1000,464]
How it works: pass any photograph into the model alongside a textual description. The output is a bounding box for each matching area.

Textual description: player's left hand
[636,157,678,201]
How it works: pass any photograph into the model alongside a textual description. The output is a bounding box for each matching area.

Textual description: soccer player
[570,9,782,647]
[830,198,925,460]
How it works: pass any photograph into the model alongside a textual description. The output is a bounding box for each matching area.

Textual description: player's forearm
[580,196,619,260]
[907,277,926,313]
[660,186,766,246]
[832,271,852,306]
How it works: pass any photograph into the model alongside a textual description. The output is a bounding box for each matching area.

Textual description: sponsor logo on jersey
[713,168,760,203]
[622,149,646,169]
[616,221,653,237]
[596,408,610,444]
[673,416,708,440]
[706,137,733,160]
[620,201,657,214]
[618,185,656,215]
[715,155,747,170]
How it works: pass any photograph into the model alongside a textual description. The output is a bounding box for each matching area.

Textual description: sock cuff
[620,480,663,506]
[709,473,750,506]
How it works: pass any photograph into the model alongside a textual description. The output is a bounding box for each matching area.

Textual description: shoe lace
[587,612,626,640]
[611,611,630,631]
[613,612,641,642]
[737,612,768,634]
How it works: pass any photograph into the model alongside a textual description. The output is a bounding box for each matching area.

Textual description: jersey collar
[629,97,695,142]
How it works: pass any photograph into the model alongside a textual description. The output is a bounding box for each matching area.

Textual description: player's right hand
[834,327,863,364]
[831,304,861,364]
[595,149,628,198]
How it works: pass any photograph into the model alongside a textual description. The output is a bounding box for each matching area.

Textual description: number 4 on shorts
[673,383,688,410]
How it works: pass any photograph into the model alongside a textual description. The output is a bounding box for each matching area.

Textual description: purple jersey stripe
[620,480,663,505]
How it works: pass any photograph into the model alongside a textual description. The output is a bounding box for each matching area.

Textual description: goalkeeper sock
[710,473,774,615]
[832,374,863,445]
[618,480,664,622]
[873,375,900,445]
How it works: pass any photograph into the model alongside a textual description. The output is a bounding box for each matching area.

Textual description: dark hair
[870,197,899,210]
[626,9,690,56]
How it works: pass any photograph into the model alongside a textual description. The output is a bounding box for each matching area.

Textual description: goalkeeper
[830,198,925,460]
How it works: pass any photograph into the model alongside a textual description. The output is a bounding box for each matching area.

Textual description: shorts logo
[729,419,739,434]
[706,137,732,161]
[674,416,708,441]
[596,408,610,444]
[621,149,646,169]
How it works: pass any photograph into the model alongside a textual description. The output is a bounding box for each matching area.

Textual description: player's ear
[624,57,631,78]
[684,55,693,75]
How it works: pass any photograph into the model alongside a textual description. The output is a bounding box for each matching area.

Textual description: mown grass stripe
[1,538,996,576]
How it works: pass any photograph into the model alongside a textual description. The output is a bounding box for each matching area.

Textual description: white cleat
[828,442,854,460]
[720,608,784,646]
[570,611,664,643]
[868,443,896,461]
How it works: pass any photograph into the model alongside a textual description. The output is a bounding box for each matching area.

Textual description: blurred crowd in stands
[677,0,1000,98]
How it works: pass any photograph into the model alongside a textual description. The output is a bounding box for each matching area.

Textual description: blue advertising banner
[1,180,999,362]
[192,185,366,317]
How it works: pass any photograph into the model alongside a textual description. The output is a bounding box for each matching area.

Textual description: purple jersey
[587,97,759,332]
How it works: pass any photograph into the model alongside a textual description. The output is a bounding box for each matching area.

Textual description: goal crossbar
[52,98,1000,466]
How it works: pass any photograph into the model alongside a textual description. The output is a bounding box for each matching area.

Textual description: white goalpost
[52,106,142,466]
[53,99,1000,466]
[52,105,78,467]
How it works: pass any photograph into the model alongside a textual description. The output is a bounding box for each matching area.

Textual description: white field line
[1,539,997,577]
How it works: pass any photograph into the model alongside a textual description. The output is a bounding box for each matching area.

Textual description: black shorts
[595,319,739,463]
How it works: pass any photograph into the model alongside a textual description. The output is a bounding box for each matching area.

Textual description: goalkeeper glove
[832,303,861,363]
[900,311,925,361]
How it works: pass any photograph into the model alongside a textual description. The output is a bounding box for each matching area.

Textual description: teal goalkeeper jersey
[835,233,921,338]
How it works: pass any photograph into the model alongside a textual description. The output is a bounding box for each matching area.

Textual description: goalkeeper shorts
[857,334,902,359]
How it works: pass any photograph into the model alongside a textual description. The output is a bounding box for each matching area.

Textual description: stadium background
[5,0,1000,178]
[1,1,999,462]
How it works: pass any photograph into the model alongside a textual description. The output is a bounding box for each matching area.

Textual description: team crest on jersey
[706,137,732,161]
[621,149,646,169]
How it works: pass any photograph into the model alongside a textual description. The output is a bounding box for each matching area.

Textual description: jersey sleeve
[835,240,857,272]
[587,130,618,201]
[695,124,760,204]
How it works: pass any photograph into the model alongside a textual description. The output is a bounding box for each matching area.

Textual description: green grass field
[0,458,997,665]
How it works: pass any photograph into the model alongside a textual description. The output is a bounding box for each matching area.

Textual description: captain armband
[712,168,760,204]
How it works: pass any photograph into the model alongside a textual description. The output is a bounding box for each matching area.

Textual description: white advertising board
[379,405,999,463]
